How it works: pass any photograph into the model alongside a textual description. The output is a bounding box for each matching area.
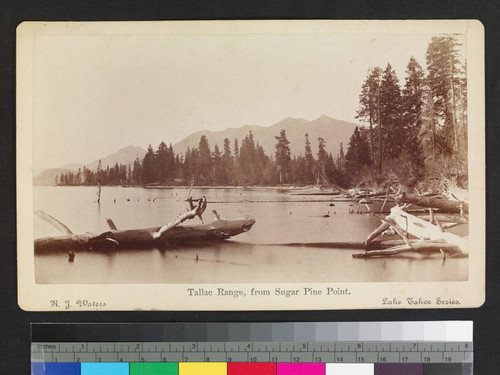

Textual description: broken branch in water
[364,222,390,246]
[106,218,118,230]
[152,196,207,239]
[212,210,222,220]
[34,210,73,235]
[372,212,412,248]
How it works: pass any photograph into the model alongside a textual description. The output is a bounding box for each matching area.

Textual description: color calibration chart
[31,322,473,375]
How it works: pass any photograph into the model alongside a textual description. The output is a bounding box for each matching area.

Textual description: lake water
[33,186,468,284]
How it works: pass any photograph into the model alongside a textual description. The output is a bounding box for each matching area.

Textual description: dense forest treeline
[58,36,467,190]
[56,131,347,187]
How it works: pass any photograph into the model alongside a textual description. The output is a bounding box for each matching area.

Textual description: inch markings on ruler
[31,341,473,364]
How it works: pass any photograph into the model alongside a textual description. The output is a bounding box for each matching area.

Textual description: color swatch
[129,363,178,375]
[227,363,276,375]
[178,362,227,375]
[31,362,474,375]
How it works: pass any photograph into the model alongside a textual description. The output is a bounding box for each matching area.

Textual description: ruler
[32,340,473,364]
[31,322,473,374]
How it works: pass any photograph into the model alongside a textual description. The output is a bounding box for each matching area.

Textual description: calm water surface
[34,186,468,283]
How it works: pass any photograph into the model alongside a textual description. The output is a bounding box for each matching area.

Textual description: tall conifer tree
[275,129,291,184]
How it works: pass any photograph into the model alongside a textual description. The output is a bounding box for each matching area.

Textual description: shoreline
[37,184,344,192]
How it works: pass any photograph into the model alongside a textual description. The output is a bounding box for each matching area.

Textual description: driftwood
[388,206,468,253]
[395,192,468,214]
[355,203,468,259]
[34,198,255,254]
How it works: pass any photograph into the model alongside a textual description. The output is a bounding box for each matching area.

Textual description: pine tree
[190,147,200,184]
[247,131,256,183]
[175,154,183,182]
[198,135,212,184]
[222,138,233,185]
[356,67,382,161]
[402,57,425,132]
[233,138,239,159]
[345,127,372,183]
[239,132,257,184]
[402,57,426,177]
[233,138,240,185]
[255,143,267,185]
[183,147,191,183]
[316,137,328,185]
[379,63,403,160]
[426,35,464,159]
[275,129,291,184]
[325,154,336,183]
[418,82,436,159]
[337,142,345,171]
[76,168,82,185]
[156,141,168,183]
[142,145,156,184]
[166,144,176,182]
[304,133,315,184]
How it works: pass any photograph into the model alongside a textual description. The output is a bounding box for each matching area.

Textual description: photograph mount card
[17,20,485,311]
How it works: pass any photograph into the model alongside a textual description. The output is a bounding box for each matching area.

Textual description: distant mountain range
[34,115,358,185]
[172,115,357,159]
[34,146,147,186]
[84,145,147,171]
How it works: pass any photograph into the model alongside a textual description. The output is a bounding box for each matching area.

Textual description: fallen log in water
[395,192,468,214]
[34,197,256,254]
[34,218,256,254]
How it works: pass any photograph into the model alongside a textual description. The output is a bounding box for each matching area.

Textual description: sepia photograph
[17,20,485,310]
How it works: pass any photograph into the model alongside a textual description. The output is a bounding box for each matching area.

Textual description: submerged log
[35,218,256,254]
[395,192,468,214]
[353,242,461,258]
[262,239,430,250]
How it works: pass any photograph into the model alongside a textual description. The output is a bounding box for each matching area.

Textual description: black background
[1,0,499,373]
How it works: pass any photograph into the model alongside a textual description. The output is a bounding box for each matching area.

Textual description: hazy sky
[32,31,462,169]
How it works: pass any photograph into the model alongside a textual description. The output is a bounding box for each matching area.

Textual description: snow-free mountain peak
[173,115,357,158]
